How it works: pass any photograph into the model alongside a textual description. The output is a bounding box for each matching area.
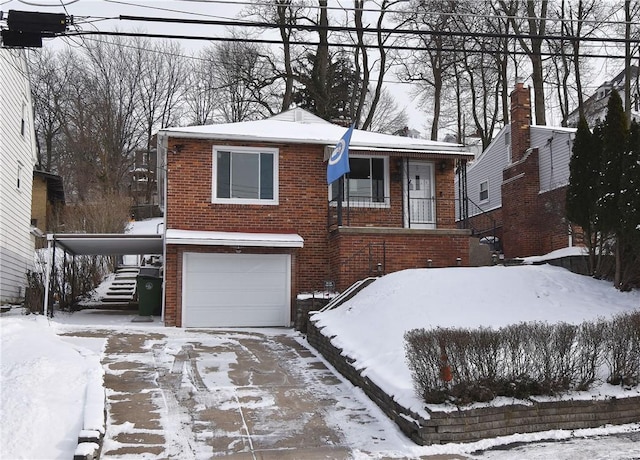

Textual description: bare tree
[363,87,408,134]
[83,36,144,196]
[209,41,280,122]
[499,0,550,125]
[183,51,220,126]
[401,0,461,140]
[29,49,73,172]
[451,3,512,148]
[352,0,408,130]
[138,39,186,148]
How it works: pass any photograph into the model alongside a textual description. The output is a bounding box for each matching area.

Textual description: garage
[182,252,291,327]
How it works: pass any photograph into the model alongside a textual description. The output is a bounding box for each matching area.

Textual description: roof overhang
[47,233,164,255]
[165,229,304,248]
[323,145,474,161]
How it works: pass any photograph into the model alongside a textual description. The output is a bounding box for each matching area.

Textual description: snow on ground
[0,311,106,460]
[2,254,640,459]
[311,264,640,417]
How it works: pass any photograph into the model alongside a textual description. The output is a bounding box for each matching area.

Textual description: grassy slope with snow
[312,265,640,414]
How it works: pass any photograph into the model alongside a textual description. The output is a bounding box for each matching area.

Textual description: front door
[406,161,435,228]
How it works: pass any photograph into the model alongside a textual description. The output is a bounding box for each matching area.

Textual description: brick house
[157,108,473,327]
[458,82,578,259]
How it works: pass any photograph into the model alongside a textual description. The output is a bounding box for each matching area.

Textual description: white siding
[0,49,37,303]
[457,125,577,221]
[531,126,576,193]
[456,125,511,217]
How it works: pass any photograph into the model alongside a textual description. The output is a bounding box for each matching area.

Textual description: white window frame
[212,146,279,205]
[328,155,390,208]
[479,179,489,203]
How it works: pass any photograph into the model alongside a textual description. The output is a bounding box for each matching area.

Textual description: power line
[60,29,634,59]
[116,14,640,45]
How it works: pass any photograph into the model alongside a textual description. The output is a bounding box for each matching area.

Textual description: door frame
[403,160,436,229]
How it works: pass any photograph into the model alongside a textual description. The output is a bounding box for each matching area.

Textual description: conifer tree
[597,90,627,233]
[566,116,599,273]
[596,90,628,287]
[618,121,640,288]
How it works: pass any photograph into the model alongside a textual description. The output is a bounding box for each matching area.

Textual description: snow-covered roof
[159,108,472,157]
[531,125,577,134]
[165,229,304,248]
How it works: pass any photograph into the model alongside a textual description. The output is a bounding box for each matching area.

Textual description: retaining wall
[306,318,640,445]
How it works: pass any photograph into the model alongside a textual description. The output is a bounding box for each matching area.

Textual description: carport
[43,233,164,315]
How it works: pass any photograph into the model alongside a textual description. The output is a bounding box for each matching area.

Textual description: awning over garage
[165,229,304,248]
[48,233,164,255]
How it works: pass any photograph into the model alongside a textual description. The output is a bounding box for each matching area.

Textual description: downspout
[547,136,554,190]
[43,235,52,317]
[159,133,168,324]
[50,237,56,317]
[406,158,411,228]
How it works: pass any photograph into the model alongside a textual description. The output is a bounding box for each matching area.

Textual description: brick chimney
[510,79,531,163]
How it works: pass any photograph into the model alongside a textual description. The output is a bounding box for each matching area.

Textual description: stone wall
[307,318,640,445]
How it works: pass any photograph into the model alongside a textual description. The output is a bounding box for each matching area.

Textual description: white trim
[166,229,304,248]
[404,160,436,229]
[479,179,489,203]
[502,172,526,186]
[212,145,279,205]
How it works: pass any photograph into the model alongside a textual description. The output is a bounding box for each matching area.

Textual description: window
[213,147,278,205]
[330,156,387,205]
[21,102,26,137]
[16,162,23,190]
[479,180,489,202]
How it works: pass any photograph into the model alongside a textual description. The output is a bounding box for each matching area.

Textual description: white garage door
[182,252,291,327]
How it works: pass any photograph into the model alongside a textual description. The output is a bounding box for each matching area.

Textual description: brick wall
[502,148,541,258]
[166,138,330,293]
[164,137,473,323]
[329,227,471,290]
[510,81,531,163]
[501,149,572,258]
[307,319,640,445]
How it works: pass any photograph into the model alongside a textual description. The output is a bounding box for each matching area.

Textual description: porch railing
[327,196,501,250]
[327,195,391,229]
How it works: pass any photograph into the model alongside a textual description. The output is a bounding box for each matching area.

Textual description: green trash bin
[137,275,162,316]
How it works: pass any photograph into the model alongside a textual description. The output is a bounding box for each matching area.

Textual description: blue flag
[327,125,354,184]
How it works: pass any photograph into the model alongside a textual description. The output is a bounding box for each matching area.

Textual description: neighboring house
[0,48,38,303]
[129,147,161,220]
[32,167,65,237]
[566,66,640,128]
[157,108,473,327]
[458,81,577,259]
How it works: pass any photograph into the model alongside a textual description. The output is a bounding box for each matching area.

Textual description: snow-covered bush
[405,312,640,405]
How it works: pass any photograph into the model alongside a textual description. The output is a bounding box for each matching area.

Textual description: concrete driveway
[88,328,464,459]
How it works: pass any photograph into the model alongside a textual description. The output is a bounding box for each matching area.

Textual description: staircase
[100,266,139,308]
[317,277,378,313]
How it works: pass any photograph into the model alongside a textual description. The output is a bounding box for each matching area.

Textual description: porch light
[440,161,447,172]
